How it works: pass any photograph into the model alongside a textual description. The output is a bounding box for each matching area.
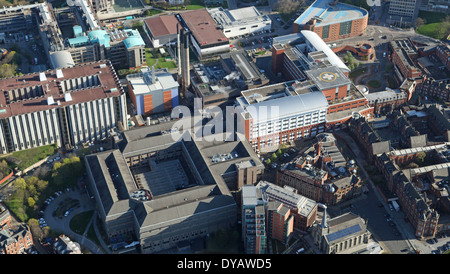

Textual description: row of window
[329,234,365,253]
[255,127,325,149]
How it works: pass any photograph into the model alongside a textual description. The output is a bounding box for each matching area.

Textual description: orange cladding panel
[163,90,172,111]
[143,94,153,114]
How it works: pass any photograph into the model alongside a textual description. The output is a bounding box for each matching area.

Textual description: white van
[296,248,304,254]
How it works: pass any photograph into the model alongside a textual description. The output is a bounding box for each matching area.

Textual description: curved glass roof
[88,30,111,48]
[123,30,145,49]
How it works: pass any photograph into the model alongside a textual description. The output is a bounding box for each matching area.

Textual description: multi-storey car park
[85,119,264,253]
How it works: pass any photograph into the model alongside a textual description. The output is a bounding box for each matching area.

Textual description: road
[41,182,107,254]
[332,130,449,254]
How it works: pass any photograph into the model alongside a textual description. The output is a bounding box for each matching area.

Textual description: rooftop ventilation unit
[56,69,64,79]
[64,93,73,102]
[39,72,47,82]
[47,96,55,105]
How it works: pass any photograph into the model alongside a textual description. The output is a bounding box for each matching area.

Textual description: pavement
[332,130,448,254]
[41,183,111,254]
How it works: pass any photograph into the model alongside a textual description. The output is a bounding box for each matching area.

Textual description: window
[339,21,352,36]
[322,25,330,39]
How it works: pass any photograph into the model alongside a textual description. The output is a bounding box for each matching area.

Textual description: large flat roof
[257,181,317,217]
[126,68,179,96]
[305,66,351,90]
[294,0,367,27]
[0,61,122,118]
[180,9,229,47]
[273,31,350,72]
[144,15,181,38]
[238,90,329,123]
[208,6,270,28]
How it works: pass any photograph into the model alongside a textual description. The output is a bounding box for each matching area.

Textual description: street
[40,180,105,254]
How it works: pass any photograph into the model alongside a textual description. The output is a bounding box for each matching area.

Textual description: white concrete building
[235,81,329,151]
[0,61,127,154]
[208,6,271,38]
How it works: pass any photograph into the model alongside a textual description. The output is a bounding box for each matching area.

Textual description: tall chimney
[319,203,328,229]
[177,24,181,78]
[179,28,190,95]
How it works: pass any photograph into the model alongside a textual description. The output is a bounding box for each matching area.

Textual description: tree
[13,178,26,191]
[26,176,39,187]
[277,0,301,15]
[27,184,37,197]
[415,152,426,164]
[27,197,36,207]
[415,17,426,29]
[0,51,16,65]
[36,179,48,192]
[405,162,419,169]
[0,160,9,174]
[436,16,450,40]
[28,218,43,240]
[0,63,17,78]
[71,156,81,163]
[53,162,62,171]
[271,153,277,161]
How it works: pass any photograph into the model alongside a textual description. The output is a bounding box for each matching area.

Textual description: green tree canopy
[415,151,426,164]
[27,197,36,207]
[13,178,26,191]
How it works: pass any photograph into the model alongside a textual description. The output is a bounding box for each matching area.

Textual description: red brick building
[0,206,34,254]
[365,89,408,115]
[435,44,450,71]
[421,77,450,102]
[257,181,318,232]
[267,201,294,243]
[270,31,373,133]
[276,133,363,205]
[389,39,424,82]
[293,0,368,42]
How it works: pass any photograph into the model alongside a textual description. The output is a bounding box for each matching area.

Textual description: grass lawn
[386,75,396,89]
[145,48,157,67]
[349,67,367,79]
[145,48,176,69]
[167,0,204,10]
[70,210,94,235]
[416,10,449,40]
[157,58,176,69]
[145,9,164,16]
[1,144,57,170]
[205,226,240,254]
[418,10,447,24]
[367,79,381,89]
[417,23,448,40]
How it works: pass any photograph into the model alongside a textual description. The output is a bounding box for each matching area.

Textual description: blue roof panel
[68,36,90,47]
[123,30,145,49]
[326,224,362,242]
